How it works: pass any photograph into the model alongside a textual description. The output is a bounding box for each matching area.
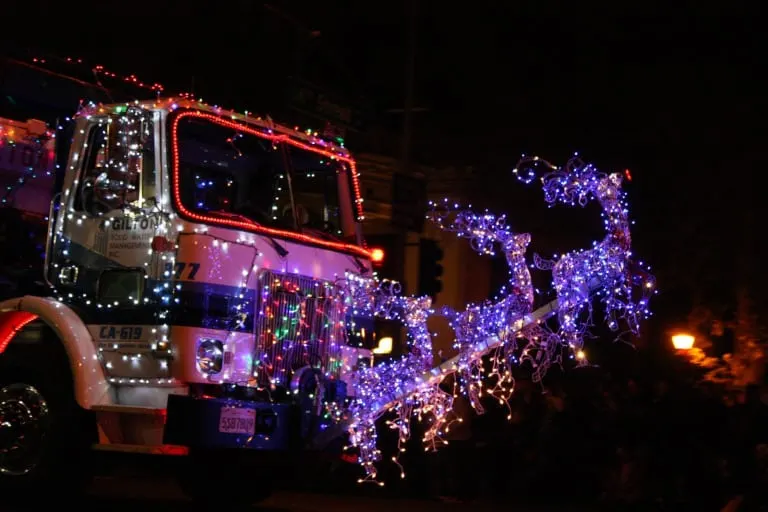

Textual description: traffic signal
[418,238,444,299]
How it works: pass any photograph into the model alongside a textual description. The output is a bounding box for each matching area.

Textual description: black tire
[0,349,96,503]
[177,450,273,506]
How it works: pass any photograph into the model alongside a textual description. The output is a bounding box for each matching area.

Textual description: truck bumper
[163,394,295,451]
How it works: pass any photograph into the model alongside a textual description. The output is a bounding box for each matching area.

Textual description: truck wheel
[177,451,273,505]
[0,357,95,501]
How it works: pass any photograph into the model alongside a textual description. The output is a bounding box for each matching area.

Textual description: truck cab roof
[81,96,352,161]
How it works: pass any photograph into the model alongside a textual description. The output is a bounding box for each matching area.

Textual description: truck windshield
[174,116,356,239]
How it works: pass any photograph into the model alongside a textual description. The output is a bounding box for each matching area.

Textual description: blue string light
[333,154,657,483]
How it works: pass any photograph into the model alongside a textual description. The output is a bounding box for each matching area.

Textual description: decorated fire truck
[0,84,382,502]
[0,57,658,506]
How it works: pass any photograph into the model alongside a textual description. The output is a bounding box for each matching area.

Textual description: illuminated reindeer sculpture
[514,155,656,356]
[338,276,451,482]
[337,204,540,480]
[427,202,537,407]
[332,155,655,483]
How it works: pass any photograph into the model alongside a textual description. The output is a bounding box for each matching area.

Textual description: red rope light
[170,110,370,259]
[0,311,39,354]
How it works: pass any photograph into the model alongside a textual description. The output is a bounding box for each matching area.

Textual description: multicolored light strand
[31,56,164,94]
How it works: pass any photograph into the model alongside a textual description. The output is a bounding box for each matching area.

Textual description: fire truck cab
[0,97,375,503]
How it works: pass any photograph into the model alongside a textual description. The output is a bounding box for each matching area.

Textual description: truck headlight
[196,339,224,375]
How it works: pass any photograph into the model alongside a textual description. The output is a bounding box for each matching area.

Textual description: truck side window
[75,114,153,216]
[99,269,145,303]
[141,119,156,205]
[75,122,111,215]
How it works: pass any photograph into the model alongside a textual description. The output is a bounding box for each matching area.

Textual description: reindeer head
[503,232,531,260]
[515,155,622,209]
[596,172,624,202]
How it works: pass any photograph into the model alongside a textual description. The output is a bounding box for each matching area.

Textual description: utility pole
[399,0,421,297]
[401,0,417,176]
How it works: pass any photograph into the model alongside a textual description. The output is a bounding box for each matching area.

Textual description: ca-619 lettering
[99,326,143,340]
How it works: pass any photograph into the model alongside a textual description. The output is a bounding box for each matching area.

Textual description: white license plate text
[218,407,256,435]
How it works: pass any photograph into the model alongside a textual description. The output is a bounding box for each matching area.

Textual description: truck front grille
[253,271,344,387]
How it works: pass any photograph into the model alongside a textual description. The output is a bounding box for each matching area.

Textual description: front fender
[0,296,114,409]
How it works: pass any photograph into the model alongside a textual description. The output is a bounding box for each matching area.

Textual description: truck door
[52,108,171,381]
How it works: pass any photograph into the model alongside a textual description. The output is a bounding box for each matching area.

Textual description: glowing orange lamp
[671,333,695,350]
[370,247,385,265]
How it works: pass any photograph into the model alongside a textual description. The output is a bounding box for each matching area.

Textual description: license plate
[218,407,256,435]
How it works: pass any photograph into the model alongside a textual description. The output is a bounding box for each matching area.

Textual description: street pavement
[0,472,585,511]
[87,475,498,511]
[0,456,579,511]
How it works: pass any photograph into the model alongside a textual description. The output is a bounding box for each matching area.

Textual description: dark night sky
[3,1,765,323]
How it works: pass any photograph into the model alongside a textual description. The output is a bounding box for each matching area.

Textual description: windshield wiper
[208,210,258,225]
[207,210,289,258]
[301,227,338,242]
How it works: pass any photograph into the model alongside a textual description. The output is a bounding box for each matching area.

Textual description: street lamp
[671,333,695,350]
